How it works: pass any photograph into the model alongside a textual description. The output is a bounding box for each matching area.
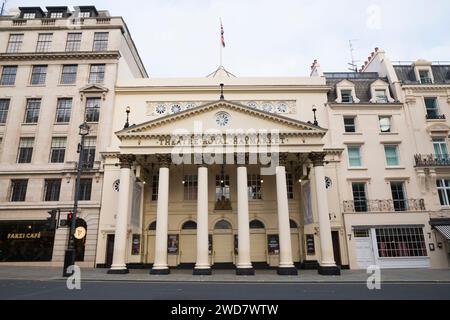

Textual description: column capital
[156,154,172,168]
[118,154,136,169]
[309,152,327,167]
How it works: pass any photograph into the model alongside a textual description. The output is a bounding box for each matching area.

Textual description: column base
[193,268,212,276]
[107,268,129,275]
[236,268,255,276]
[150,268,170,275]
[277,267,298,276]
[318,265,341,276]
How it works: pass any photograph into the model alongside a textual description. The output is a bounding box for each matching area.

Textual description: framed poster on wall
[306,234,315,255]
[167,234,179,254]
[234,234,238,255]
[208,234,213,255]
[131,234,140,255]
[267,234,280,255]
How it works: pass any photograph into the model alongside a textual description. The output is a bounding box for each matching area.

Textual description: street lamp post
[63,122,90,277]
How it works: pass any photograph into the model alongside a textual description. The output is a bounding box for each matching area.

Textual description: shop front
[0,220,56,262]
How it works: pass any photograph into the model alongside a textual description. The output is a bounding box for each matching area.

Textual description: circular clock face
[171,104,182,113]
[155,104,166,115]
[277,102,288,113]
[215,112,231,127]
[262,103,273,112]
[113,179,120,192]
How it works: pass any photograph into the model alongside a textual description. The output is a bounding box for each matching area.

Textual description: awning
[434,225,450,240]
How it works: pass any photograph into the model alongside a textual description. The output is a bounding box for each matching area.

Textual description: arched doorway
[74,219,87,262]
[146,221,156,264]
[290,219,301,263]
[213,219,233,264]
[249,219,266,263]
[180,220,197,264]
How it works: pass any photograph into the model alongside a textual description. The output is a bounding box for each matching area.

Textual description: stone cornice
[323,148,344,155]
[328,103,403,110]
[401,84,450,91]
[115,85,332,94]
[0,50,121,62]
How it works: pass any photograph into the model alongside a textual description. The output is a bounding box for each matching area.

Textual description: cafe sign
[7,232,41,240]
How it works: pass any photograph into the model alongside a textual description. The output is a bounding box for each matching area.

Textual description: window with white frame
[50,12,63,18]
[419,70,433,84]
[379,116,392,133]
[89,64,105,84]
[433,138,448,159]
[6,34,24,53]
[24,99,41,124]
[79,11,91,18]
[30,65,47,85]
[437,179,450,206]
[36,34,53,52]
[17,137,34,163]
[93,32,109,51]
[341,90,353,103]
[85,97,101,122]
[183,175,198,200]
[424,97,439,118]
[343,116,356,133]
[348,146,362,167]
[50,137,67,163]
[44,179,61,202]
[390,181,407,212]
[65,33,82,52]
[61,65,77,84]
[215,174,230,201]
[384,145,399,166]
[55,98,72,123]
[0,99,10,124]
[247,174,262,200]
[374,89,388,103]
[81,136,96,168]
[0,66,18,86]
[352,182,367,212]
[23,12,36,19]
[375,227,427,257]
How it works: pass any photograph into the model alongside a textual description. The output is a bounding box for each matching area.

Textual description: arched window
[249,219,265,229]
[214,219,232,230]
[182,220,197,230]
[148,221,157,231]
[289,219,298,229]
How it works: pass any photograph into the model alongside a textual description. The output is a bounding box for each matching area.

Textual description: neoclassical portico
[107,100,340,276]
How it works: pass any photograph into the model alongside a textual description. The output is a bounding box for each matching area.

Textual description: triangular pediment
[116,100,327,139]
[370,79,389,87]
[79,84,109,94]
[336,79,355,87]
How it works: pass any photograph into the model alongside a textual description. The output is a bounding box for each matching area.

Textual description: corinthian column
[150,154,171,275]
[108,155,135,274]
[309,152,340,275]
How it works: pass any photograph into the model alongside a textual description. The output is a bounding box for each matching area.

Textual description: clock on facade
[215,112,231,127]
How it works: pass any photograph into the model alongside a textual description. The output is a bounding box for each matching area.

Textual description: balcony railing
[343,199,425,213]
[415,154,450,167]
[426,113,446,120]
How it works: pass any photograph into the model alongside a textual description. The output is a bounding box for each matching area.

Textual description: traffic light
[46,209,58,230]
[67,211,73,226]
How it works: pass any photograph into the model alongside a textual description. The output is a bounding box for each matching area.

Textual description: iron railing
[343,199,425,213]
[414,154,450,167]
[426,114,446,120]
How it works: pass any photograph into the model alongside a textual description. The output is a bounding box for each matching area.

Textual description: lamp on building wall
[124,106,131,129]
[63,121,90,277]
[312,105,318,126]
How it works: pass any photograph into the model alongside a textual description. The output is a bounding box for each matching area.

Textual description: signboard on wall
[306,234,315,255]
[0,220,55,262]
[234,234,238,255]
[131,234,140,255]
[267,235,280,255]
[208,234,212,255]
[167,234,179,254]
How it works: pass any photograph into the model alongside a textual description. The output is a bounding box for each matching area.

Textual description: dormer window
[341,90,353,103]
[369,79,395,103]
[23,12,36,19]
[419,70,433,84]
[50,12,63,18]
[375,90,388,103]
[79,11,91,18]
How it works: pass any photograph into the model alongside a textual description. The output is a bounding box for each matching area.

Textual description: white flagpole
[219,18,223,67]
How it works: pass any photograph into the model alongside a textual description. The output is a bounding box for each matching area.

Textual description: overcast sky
[5,0,450,77]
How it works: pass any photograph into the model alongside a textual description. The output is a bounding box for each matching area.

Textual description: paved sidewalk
[0,266,449,283]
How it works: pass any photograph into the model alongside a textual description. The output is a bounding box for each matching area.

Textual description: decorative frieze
[147,100,297,116]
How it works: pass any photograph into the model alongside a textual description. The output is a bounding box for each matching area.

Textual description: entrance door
[291,232,301,263]
[213,219,234,264]
[250,219,266,262]
[331,231,342,266]
[354,230,375,269]
[105,234,115,268]
[146,234,155,264]
[180,234,196,263]
[213,234,234,263]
